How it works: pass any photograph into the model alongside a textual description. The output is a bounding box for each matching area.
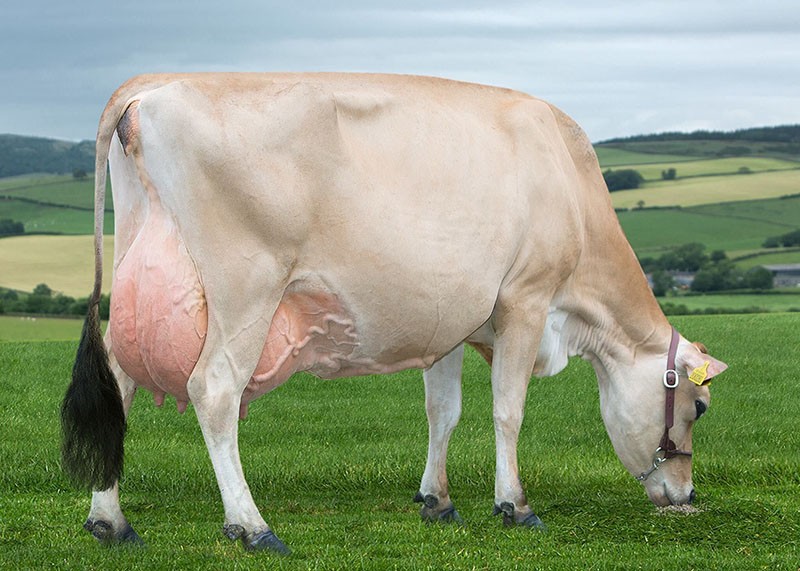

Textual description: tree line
[0,284,109,319]
[599,124,800,145]
[640,243,773,295]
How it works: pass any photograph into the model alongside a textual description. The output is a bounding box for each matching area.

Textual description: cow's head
[596,334,727,506]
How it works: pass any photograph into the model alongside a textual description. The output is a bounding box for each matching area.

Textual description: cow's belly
[110,209,433,415]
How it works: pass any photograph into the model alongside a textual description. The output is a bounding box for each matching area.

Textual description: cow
[61,73,727,554]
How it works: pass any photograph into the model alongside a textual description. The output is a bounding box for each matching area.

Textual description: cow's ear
[677,341,728,385]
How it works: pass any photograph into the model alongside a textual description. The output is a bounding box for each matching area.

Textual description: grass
[0,197,114,235]
[617,194,800,255]
[0,314,798,569]
[595,147,696,167]
[660,293,800,313]
[0,315,84,341]
[1,175,99,209]
[611,169,800,209]
[0,174,113,234]
[0,235,114,297]
[734,249,800,270]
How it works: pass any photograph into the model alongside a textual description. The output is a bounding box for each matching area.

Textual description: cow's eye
[695,399,707,420]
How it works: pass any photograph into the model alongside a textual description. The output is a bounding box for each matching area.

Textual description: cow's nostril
[688,489,696,504]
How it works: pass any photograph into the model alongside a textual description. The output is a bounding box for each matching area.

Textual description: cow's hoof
[492,502,547,530]
[413,492,464,525]
[84,519,144,546]
[245,529,291,555]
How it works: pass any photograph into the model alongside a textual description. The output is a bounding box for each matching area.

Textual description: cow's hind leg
[187,318,290,555]
[84,337,143,545]
[490,307,547,529]
[415,344,464,524]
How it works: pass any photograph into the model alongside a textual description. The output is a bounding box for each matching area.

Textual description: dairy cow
[61,73,727,553]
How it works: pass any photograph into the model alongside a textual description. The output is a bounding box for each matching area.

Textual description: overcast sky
[1,0,797,143]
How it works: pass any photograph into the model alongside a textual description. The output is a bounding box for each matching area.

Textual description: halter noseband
[636,327,692,482]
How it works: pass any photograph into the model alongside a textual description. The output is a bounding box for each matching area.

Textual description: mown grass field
[0,235,114,297]
[611,157,799,182]
[610,169,800,209]
[1,313,798,569]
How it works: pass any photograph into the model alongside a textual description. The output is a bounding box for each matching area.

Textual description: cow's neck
[548,207,672,377]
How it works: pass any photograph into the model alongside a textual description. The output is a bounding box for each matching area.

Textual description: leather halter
[636,327,692,482]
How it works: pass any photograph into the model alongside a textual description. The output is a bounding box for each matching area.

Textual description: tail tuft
[60,304,125,491]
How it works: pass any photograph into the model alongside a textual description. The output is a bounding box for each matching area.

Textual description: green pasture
[617,194,800,255]
[0,314,798,569]
[0,174,113,234]
[1,175,112,210]
[617,205,787,255]
[660,293,800,313]
[595,147,695,167]
[0,235,114,297]
[612,169,800,209]
[611,157,799,182]
[0,314,83,341]
[689,197,800,229]
[734,249,800,270]
[0,174,74,191]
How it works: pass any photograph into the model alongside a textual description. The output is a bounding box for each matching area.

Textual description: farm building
[761,264,800,287]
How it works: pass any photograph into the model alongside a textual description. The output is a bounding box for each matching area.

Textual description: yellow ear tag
[689,361,710,386]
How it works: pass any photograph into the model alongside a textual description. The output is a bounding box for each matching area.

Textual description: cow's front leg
[85,337,143,545]
[415,344,464,524]
[490,312,547,529]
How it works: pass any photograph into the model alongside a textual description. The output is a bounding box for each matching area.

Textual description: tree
[73,168,88,179]
[691,259,742,292]
[659,243,708,272]
[745,267,774,290]
[710,250,727,264]
[0,219,24,236]
[661,168,677,180]
[32,283,53,297]
[651,269,675,297]
[603,169,645,192]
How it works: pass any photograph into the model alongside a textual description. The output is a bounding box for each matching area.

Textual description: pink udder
[111,208,358,413]
[243,291,358,403]
[110,207,207,402]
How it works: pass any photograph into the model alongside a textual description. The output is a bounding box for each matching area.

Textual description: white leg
[85,340,142,544]
[490,311,547,528]
[415,344,464,522]
[186,321,290,554]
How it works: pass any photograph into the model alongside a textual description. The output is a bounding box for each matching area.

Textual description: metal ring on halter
[636,449,668,482]
[662,369,679,388]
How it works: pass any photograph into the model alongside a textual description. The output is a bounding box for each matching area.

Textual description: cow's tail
[60,82,142,491]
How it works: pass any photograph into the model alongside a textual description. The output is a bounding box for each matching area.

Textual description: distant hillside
[597,125,800,161]
[0,135,94,178]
